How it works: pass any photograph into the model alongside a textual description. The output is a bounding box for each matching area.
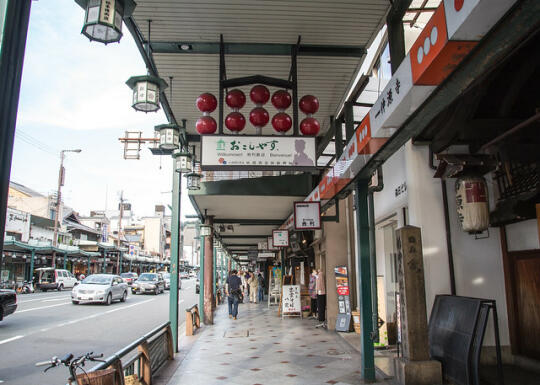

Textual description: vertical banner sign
[273,230,289,247]
[335,266,352,332]
[281,285,301,318]
[294,201,321,230]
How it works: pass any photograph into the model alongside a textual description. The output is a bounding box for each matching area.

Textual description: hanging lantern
[226,89,246,110]
[199,224,212,237]
[196,93,218,113]
[126,75,167,112]
[185,172,202,190]
[174,149,193,173]
[455,175,489,233]
[249,85,270,105]
[154,123,180,150]
[225,112,246,133]
[299,95,320,115]
[196,116,217,134]
[249,107,269,135]
[77,0,136,44]
[271,90,292,110]
[271,112,292,134]
[300,117,320,136]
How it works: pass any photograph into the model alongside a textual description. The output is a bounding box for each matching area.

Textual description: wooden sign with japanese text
[281,285,301,317]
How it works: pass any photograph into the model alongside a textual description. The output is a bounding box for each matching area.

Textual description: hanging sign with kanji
[294,201,321,230]
[200,135,316,171]
[273,230,289,247]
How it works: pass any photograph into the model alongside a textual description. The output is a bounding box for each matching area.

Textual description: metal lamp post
[52,149,81,268]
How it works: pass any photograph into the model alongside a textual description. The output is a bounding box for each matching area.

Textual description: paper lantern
[226,89,246,110]
[271,90,292,110]
[300,117,320,136]
[196,93,217,113]
[299,95,319,115]
[196,116,217,134]
[225,112,246,132]
[249,85,270,105]
[249,107,269,127]
[271,112,292,133]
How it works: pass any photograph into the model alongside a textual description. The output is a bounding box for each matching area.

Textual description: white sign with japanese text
[201,135,316,171]
[282,285,301,315]
[258,241,268,250]
[5,208,30,242]
[273,230,289,247]
[294,201,321,230]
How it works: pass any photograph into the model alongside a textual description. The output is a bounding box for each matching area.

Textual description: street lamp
[155,123,180,150]
[52,149,82,268]
[185,172,202,191]
[174,149,193,173]
[75,0,136,44]
[126,74,168,113]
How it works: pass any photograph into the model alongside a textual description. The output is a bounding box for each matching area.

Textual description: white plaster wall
[373,146,408,221]
[505,219,540,251]
[404,142,452,315]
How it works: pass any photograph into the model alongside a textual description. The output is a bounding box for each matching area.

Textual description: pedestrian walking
[245,270,251,297]
[316,269,326,322]
[257,272,265,302]
[249,271,259,303]
[226,270,242,320]
[308,269,318,318]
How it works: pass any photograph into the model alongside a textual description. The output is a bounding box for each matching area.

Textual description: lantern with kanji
[455,175,489,233]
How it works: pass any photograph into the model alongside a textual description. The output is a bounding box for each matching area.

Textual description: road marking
[104,299,154,314]
[18,296,68,303]
[0,335,24,345]
[16,302,71,313]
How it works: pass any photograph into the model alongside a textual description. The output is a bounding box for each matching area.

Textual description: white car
[71,274,128,305]
[35,268,78,291]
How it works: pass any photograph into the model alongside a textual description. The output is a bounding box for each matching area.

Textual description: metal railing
[90,321,173,384]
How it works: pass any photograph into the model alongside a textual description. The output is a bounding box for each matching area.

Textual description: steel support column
[203,216,214,324]
[102,251,106,273]
[87,256,91,275]
[169,160,181,352]
[0,0,32,273]
[63,253,67,270]
[354,180,375,381]
[198,235,205,318]
[387,0,411,74]
[344,101,355,141]
[29,249,35,281]
[118,251,123,274]
[212,244,217,309]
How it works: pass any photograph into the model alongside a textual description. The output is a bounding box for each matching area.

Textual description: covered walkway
[165,302,394,385]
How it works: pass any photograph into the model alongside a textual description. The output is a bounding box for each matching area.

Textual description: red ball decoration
[300,117,320,136]
[271,90,292,110]
[226,89,246,109]
[196,116,217,134]
[225,112,246,132]
[249,107,270,127]
[299,95,319,115]
[249,85,270,105]
[271,112,292,133]
[196,93,217,113]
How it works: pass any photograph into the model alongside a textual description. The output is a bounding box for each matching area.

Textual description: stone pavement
[165,300,395,385]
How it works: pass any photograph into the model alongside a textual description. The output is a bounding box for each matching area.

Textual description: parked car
[0,289,17,321]
[71,274,128,305]
[180,271,189,280]
[35,268,78,291]
[120,272,138,285]
[131,273,165,295]
[161,272,171,290]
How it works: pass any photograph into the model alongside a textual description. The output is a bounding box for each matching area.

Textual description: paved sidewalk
[166,301,394,385]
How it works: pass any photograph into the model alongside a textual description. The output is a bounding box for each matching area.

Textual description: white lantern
[155,124,180,150]
[126,75,167,112]
[76,0,136,44]
[199,224,212,237]
[185,172,202,190]
[174,149,193,173]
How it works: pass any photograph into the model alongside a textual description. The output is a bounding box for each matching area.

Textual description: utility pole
[52,149,81,268]
[116,191,125,274]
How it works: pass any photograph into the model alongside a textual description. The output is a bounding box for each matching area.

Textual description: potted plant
[302,305,310,318]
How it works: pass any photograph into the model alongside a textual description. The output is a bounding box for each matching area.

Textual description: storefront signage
[5,208,30,242]
[267,236,277,251]
[281,284,301,317]
[258,241,268,250]
[200,135,317,171]
[272,230,289,247]
[294,201,321,230]
[258,252,274,259]
[335,266,352,332]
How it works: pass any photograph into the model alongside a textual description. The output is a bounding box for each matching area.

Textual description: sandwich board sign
[281,285,301,318]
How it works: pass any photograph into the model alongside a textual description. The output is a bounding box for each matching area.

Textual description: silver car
[71,274,128,305]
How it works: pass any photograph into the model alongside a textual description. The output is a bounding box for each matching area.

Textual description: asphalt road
[0,278,198,385]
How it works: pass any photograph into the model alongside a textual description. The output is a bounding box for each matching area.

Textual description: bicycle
[36,352,105,385]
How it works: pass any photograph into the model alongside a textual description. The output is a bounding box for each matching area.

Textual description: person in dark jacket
[226,270,242,320]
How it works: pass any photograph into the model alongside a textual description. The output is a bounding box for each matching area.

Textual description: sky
[11,0,196,219]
